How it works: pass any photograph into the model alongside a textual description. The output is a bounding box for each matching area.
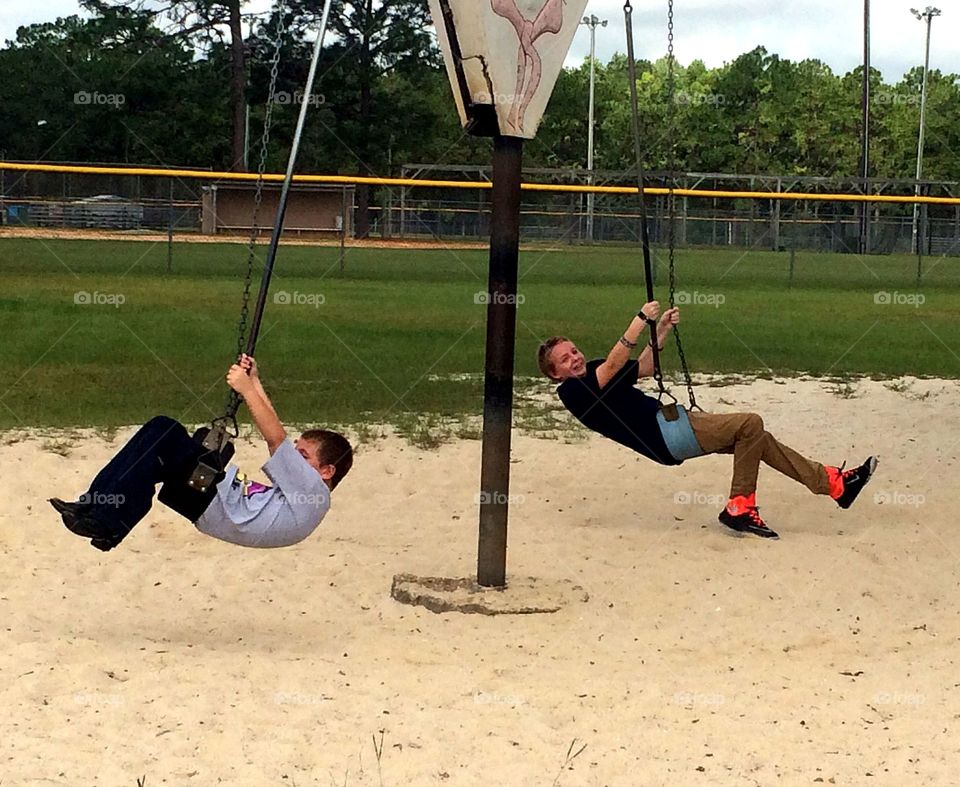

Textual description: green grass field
[1,236,958,429]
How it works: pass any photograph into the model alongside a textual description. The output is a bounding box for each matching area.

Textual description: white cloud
[566,0,959,81]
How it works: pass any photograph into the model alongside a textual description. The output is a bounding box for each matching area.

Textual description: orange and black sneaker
[828,456,878,510]
[718,494,780,539]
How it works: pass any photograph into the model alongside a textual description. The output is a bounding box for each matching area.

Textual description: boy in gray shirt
[50,355,353,551]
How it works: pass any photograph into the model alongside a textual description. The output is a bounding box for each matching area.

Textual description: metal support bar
[477,135,523,589]
[167,177,174,273]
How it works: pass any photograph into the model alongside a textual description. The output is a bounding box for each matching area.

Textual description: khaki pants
[687,411,830,499]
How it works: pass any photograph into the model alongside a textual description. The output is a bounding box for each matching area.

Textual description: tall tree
[84,0,251,170]
[0,10,225,167]
[277,0,436,237]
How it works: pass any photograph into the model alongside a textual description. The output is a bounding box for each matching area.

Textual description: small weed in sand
[351,420,387,449]
[395,413,453,450]
[372,729,386,787]
[827,379,860,399]
[552,738,587,785]
[885,378,911,394]
[514,398,580,439]
[95,425,119,443]
[41,439,72,457]
[454,419,482,440]
[884,378,932,401]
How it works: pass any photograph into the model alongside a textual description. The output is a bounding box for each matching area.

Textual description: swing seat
[157,426,235,522]
[656,405,704,463]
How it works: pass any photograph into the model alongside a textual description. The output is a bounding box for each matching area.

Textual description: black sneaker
[719,506,780,539]
[835,456,878,510]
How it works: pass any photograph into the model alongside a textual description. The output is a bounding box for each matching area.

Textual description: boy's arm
[239,354,280,420]
[595,301,659,389]
[637,308,680,379]
[226,359,287,455]
[252,377,279,419]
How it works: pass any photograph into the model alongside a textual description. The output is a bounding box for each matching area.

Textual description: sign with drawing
[429,0,590,139]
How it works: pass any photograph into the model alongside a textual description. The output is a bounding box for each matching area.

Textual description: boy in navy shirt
[539,302,876,539]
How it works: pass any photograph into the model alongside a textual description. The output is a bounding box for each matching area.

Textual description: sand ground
[2,376,958,786]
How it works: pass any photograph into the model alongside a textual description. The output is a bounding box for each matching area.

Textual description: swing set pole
[239,0,334,362]
[477,135,523,588]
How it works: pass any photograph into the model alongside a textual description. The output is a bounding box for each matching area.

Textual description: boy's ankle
[726,492,757,515]
[824,466,844,499]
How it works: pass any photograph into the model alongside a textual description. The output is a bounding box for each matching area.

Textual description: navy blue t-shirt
[557,359,679,465]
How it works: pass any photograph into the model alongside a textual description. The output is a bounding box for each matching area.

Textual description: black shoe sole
[718,512,780,539]
[90,537,122,552]
[722,522,780,539]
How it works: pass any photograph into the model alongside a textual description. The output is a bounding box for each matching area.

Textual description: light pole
[859,0,870,255]
[581,14,606,243]
[911,6,940,255]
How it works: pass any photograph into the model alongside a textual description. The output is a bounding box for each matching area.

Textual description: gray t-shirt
[195,439,331,548]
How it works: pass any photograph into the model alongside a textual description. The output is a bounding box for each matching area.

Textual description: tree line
[1,0,959,232]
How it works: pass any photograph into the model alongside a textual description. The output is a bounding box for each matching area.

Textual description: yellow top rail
[2,161,958,205]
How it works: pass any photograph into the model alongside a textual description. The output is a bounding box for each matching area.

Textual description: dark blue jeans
[83,415,203,538]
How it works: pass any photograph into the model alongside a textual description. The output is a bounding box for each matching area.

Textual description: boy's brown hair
[537,336,569,380]
[300,429,354,490]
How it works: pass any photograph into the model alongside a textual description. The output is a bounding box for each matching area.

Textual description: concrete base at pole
[390,573,588,616]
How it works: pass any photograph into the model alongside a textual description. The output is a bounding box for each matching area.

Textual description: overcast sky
[1,1,957,82]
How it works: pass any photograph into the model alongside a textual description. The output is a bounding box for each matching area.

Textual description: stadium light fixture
[910,6,941,256]
[580,14,608,242]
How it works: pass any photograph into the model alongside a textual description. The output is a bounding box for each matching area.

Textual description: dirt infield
[0,225,493,250]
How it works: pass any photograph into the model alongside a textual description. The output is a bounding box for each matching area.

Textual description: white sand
[3,376,958,786]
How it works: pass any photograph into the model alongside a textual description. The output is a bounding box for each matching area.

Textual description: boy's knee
[144,415,183,433]
[742,412,764,434]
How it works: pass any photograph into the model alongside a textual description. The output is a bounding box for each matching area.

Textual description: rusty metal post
[477,135,523,588]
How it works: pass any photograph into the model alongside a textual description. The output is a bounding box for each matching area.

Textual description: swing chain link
[623,0,670,402]
[663,0,700,411]
[228,3,287,414]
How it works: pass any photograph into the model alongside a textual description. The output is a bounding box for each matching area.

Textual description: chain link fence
[390,166,960,256]
[2,162,959,258]
[0,164,205,232]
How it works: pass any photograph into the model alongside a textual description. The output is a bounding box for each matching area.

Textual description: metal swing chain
[624,0,671,403]
[225,2,287,421]
[664,0,700,411]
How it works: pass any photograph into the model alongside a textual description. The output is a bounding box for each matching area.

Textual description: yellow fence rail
[2,161,959,205]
